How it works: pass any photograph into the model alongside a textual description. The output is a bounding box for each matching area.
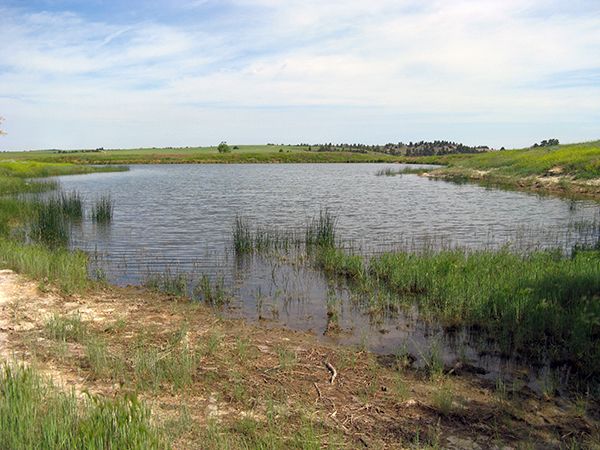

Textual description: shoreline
[1,269,597,448]
[421,168,600,201]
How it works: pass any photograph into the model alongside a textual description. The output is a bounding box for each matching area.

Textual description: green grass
[144,269,189,297]
[447,140,600,179]
[58,190,84,220]
[233,215,253,254]
[44,313,88,342]
[132,342,200,392]
[233,209,336,255]
[198,415,339,449]
[194,274,227,305]
[305,209,337,248]
[0,145,419,165]
[375,167,405,176]
[233,215,301,255]
[0,363,165,449]
[0,175,58,195]
[91,194,113,223]
[0,197,36,238]
[0,161,124,294]
[0,239,89,293]
[315,246,600,386]
[0,160,128,177]
[422,141,600,197]
[30,197,71,248]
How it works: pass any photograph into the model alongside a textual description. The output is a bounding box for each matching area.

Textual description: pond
[56,163,599,392]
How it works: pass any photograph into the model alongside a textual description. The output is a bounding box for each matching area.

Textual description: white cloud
[0,0,599,149]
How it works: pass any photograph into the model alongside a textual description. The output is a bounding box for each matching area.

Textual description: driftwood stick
[313,382,322,403]
[324,361,337,384]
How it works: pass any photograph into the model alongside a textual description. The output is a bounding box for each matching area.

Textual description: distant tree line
[532,139,559,148]
[304,140,489,156]
[54,148,104,154]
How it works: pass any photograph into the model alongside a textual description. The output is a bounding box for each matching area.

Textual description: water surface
[56,163,599,391]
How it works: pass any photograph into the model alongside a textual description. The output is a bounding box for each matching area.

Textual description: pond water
[56,163,599,391]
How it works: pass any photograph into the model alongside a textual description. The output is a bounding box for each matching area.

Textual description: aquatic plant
[144,269,188,297]
[58,190,83,220]
[194,274,227,305]
[314,244,600,385]
[375,167,404,176]
[233,215,253,253]
[305,208,337,248]
[91,194,113,223]
[233,215,300,254]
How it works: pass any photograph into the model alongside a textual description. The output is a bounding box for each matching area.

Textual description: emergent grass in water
[91,194,114,223]
[315,244,600,388]
[233,209,337,255]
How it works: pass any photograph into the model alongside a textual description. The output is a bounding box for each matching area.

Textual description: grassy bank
[0,145,423,165]
[425,140,600,198]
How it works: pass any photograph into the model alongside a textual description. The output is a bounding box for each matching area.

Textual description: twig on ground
[313,381,322,403]
[325,361,337,384]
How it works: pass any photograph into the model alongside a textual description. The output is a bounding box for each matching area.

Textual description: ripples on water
[56,164,599,393]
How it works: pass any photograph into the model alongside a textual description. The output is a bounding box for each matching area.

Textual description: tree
[217,141,231,153]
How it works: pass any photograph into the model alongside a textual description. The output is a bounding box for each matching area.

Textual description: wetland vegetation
[0,155,599,448]
[315,243,600,388]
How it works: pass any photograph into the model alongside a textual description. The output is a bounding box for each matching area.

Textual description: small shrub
[217,141,231,153]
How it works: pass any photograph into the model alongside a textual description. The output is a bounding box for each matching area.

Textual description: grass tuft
[0,363,164,449]
[305,209,337,248]
[0,239,88,293]
[91,194,113,223]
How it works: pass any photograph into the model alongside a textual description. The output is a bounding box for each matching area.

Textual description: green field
[0,145,414,164]
[406,140,600,198]
[441,140,600,179]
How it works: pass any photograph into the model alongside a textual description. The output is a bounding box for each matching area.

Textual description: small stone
[446,436,481,450]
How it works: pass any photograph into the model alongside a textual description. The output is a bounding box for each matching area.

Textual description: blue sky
[0,0,599,150]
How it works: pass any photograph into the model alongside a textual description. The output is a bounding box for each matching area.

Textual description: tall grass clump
[91,194,113,223]
[305,209,337,248]
[144,269,189,297]
[194,274,227,305]
[44,313,88,342]
[375,167,403,176]
[0,363,164,449]
[132,334,200,391]
[232,215,300,254]
[0,239,88,293]
[58,190,83,220]
[233,215,253,253]
[30,197,70,248]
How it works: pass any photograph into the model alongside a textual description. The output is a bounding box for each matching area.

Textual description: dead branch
[313,381,322,403]
[324,361,337,384]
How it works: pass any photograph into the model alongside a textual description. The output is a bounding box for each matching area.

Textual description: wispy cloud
[0,0,599,149]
